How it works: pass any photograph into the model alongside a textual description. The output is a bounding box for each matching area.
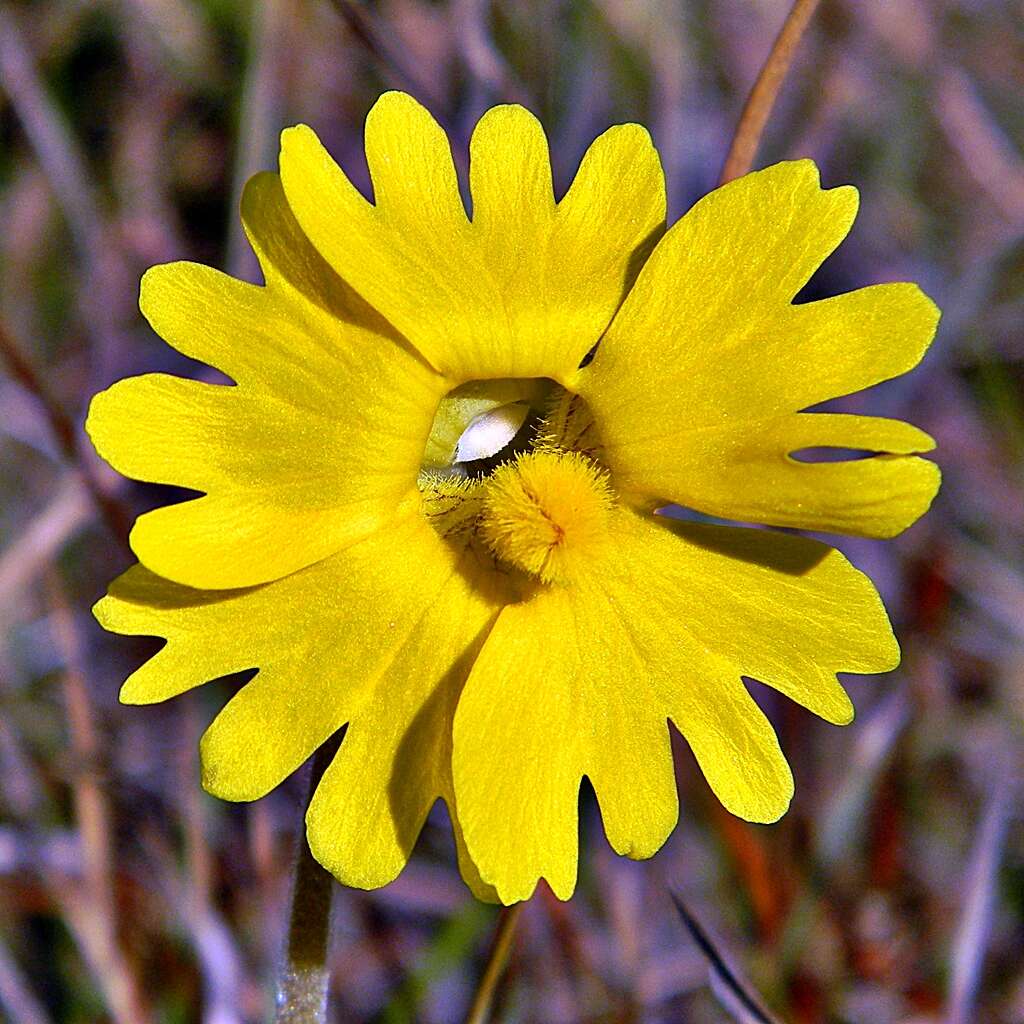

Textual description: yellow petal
[585,160,859,352]
[96,518,450,772]
[89,186,447,588]
[577,161,940,537]
[305,559,501,892]
[454,508,897,902]
[634,514,898,723]
[279,94,665,382]
[603,411,940,538]
[450,567,703,905]
[136,170,413,410]
[96,515,506,895]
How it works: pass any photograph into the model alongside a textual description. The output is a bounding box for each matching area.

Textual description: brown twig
[0,319,132,551]
[719,0,821,185]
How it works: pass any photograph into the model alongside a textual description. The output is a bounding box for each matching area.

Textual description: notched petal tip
[303,778,409,893]
[489,873,567,906]
[118,665,168,707]
[199,705,289,804]
[907,280,943,328]
[365,90,450,156]
[198,748,259,803]
[877,621,903,675]
[303,818,382,892]
[138,260,209,321]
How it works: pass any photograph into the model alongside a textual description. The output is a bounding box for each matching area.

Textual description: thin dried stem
[275,741,340,1024]
[718,0,821,185]
[0,319,131,550]
[46,569,150,1024]
[464,903,524,1024]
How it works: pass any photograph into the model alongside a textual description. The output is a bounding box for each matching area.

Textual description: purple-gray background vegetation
[0,1,1021,1021]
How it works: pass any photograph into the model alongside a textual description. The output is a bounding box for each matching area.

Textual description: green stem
[274,741,339,1023]
[464,903,524,1024]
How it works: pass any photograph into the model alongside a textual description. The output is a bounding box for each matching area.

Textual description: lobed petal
[88,176,447,589]
[305,563,501,895]
[454,509,897,902]
[279,93,665,382]
[577,161,940,537]
[96,516,507,895]
[599,411,941,538]
[453,581,673,904]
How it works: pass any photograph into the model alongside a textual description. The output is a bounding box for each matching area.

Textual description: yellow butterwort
[88,92,940,905]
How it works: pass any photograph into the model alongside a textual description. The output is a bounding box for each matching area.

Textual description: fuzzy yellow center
[479,450,613,583]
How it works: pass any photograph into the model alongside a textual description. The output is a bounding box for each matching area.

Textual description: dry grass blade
[936,67,1024,226]
[0,320,131,549]
[0,931,52,1024]
[144,830,246,1024]
[669,892,784,1024]
[0,5,104,256]
[226,0,287,281]
[452,0,530,106]
[0,474,90,610]
[814,689,910,871]
[947,771,1013,1024]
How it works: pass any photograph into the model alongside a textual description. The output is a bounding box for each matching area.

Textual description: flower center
[478,450,612,583]
[420,383,611,582]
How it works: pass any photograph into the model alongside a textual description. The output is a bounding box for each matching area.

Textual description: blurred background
[1,0,1022,1021]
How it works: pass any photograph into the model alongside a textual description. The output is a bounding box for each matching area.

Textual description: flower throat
[419,380,612,583]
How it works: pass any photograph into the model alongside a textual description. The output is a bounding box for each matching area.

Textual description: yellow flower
[88,92,940,905]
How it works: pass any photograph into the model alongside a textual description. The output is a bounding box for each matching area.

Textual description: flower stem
[464,903,524,1024]
[275,741,339,1024]
[718,0,821,185]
